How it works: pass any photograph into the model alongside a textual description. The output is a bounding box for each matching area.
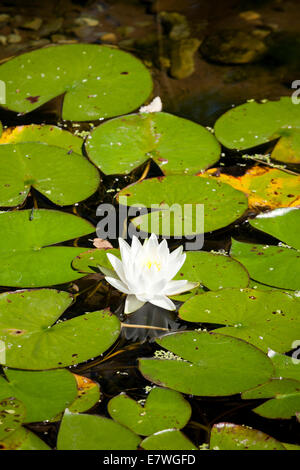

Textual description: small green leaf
[57,411,141,450]
[214,97,300,150]
[230,239,300,290]
[108,387,191,436]
[141,429,197,450]
[0,44,153,121]
[139,330,274,396]
[250,208,300,250]
[210,422,285,450]
[86,112,220,175]
[0,288,121,370]
[0,368,77,423]
[0,209,95,287]
[179,288,300,353]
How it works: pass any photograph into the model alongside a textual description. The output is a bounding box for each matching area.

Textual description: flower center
[143,259,161,271]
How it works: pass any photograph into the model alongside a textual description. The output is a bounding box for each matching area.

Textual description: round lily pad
[214,97,300,150]
[0,398,26,440]
[141,429,197,450]
[0,288,121,369]
[0,209,95,287]
[57,411,141,450]
[117,175,248,236]
[138,330,274,396]
[108,387,191,436]
[86,112,221,175]
[210,422,285,450]
[0,44,153,121]
[271,129,300,165]
[68,374,101,414]
[174,251,249,290]
[0,124,83,154]
[0,368,77,423]
[0,142,100,207]
[230,239,300,290]
[72,248,120,275]
[250,208,300,250]
[179,288,300,353]
[251,392,300,420]
[0,426,50,450]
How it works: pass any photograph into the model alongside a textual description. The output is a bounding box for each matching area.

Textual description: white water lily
[103,234,197,314]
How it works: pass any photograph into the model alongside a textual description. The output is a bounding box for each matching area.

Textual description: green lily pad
[0,142,100,207]
[86,112,221,175]
[0,209,95,287]
[0,426,50,450]
[108,387,191,436]
[214,97,300,150]
[0,288,121,369]
[253,392,300,420]
[0,44,153,121]
[271,129,300,165]
[72,248,120,275]
[270,352,300,381]
[117,176,248,236]
[141,429,197,450]
[174,251,249,290]
[0,398,26,440]
[179,288,300,353]
[242,378,300,399]
[0,368,77,422]
[250,208,300,250]
[138,330,274,396]
[282,442,300,450]
[210,422,285,450]
[0,124,83,154]
[230,239,300,290]
[57,411,141,450]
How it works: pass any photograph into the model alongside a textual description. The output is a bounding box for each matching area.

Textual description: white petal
[150,295,176,311]
[118,237,131,264]
[106,253,127,284]
[124,295,145,314]
[105,276,131,294]
[131,235,142,256]
[98,265,118,279]
[163,280,198,295]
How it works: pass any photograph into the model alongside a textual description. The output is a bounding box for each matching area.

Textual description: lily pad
[138,330,274,396]
[214,97,300,150]
[0,44,153,121]
[179,288,300,353]
[174,251,249,290]
[0,398,26,440]
[68,374,101,414]
[108,387,191,436]
[72,248,120,275]
[270,352,300,381]
[0,142,100,207]
[117,176,248,236]
[0,368,77,422]
[0,288,121,369]
[250,208,300,250]
[0,426,50,450]
[57,411,141,450]
[242,378,300,399]
[246,387,300,420]
[199,166,300,210]
[0,124,83,154]
[210,422,285,450]
[141,429,197,450]
[0,209,95,287]
[85,112,221,175]
[230,239,300,290]
[271,129,300,165]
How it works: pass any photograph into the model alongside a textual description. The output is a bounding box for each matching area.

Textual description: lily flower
[102,234,198,314]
